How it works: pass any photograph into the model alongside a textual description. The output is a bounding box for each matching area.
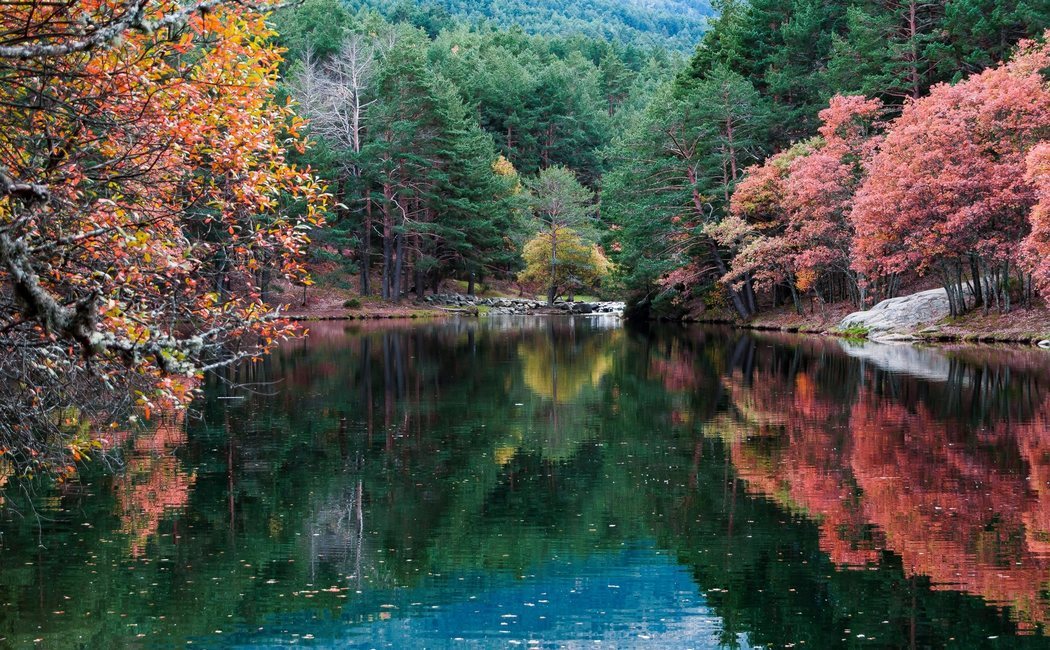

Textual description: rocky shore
[685,287,1050,347]
[423,294,625,316]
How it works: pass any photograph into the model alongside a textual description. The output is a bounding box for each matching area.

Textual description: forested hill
[346,0,715,50]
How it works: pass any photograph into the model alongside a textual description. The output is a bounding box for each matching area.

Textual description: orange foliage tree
[0,1,326,475]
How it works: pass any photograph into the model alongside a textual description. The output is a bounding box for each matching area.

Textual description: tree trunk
[969,255,983,309]
[381,184,393,301]
[907,0,922,100]
[709,242,751,319]
[361,191,373,296]
[743,273,757,315]
[393,232,404,303]
[788,280,803,316]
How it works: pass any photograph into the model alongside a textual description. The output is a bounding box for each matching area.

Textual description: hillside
[347,0,715,50]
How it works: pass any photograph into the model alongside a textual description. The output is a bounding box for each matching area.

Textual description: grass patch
[835,325,871,340]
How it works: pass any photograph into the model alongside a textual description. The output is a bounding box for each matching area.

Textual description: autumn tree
[524,166,596,304]
[519,229,610,301]
[1023,143,1050,304]
[709,141,818,314]
[0,0,326,475]
[851,37,1050,316]
[782,96,884,307]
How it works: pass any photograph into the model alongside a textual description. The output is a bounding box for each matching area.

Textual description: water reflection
[1,319,1050,647]
[713,333,1050,634]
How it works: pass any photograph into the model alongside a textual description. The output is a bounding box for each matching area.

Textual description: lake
[3,317,1050,648]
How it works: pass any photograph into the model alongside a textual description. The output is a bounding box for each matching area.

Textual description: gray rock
[839,288,960,339]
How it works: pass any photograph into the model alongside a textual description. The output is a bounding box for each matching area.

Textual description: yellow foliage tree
[519,228,611,301]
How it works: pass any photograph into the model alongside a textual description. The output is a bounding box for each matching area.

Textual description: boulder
[839,288,955,339]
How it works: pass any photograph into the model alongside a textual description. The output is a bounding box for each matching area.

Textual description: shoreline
[678,316,1050,347]
[282,294,627,322]
[288,310,1050,348]
[286,310,460,322]
[280,295,1050,348]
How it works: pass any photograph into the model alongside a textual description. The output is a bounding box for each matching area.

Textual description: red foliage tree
[851,37,1050,316]
[782,96,883,307]
[714,96,882,312]
[1023,143,1050,304]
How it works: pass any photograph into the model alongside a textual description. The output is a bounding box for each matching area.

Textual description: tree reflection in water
[1,318,1050,647]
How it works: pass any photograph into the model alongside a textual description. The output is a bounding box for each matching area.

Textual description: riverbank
[282,281,1050,347]
[684,301,1050,346]
[275,288,445,322]
[279,286,624,322]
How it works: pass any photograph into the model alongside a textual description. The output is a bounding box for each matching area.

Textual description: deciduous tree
[1023,143,1050,304]
[0,0,326,474]
[523,166,596,304]
[851,37,1050,316]
[519,229,610,302]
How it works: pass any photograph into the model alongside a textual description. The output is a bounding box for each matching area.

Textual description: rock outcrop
[423,294,624,317]
[839,288,955,340]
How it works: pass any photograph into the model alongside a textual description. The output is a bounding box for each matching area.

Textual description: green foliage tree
[604,68,770,318]
[428,26,612,181]
[825,0,945,104]
[686,0,843,144]
[933,0,1049,79]
[272,0,354,60]
[346,0,716,50]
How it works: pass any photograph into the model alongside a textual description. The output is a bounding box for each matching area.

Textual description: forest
[344,0,717,50]
[604,0,1050,321]
[274,0,678,303]
[275,0,1050,323]
[0,0,1049,476]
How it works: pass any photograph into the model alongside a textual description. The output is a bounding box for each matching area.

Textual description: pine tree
[524,166,597,303]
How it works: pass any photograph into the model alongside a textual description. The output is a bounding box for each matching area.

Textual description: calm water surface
[3,317,1050,648]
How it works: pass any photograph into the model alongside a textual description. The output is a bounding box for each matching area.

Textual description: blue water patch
[222,545,753,649]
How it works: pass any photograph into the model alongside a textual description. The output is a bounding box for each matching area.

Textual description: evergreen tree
[524,167,597,303]
[825,0,945,104]
[604,68,770,317]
